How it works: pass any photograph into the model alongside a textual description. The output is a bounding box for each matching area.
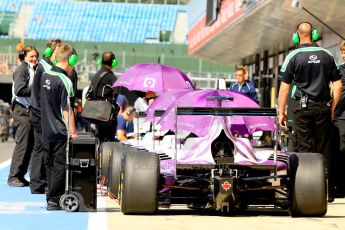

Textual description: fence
[0,51,236,89]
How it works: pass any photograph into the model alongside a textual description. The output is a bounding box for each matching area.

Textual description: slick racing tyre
[108,143,130,197]
[119,150,159,214]
[99,142,114,185]
[288,152,327,217]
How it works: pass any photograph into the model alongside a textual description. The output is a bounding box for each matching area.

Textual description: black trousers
[8,104,34,181]
[46,140,67,203]
[29,111,47,193]
[331,119,345,195]
[292,101,333,190]
[96,120,116,143]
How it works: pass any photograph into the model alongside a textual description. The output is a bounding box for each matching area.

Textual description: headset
[292,22,319,44]
[68,50,78,66]
[19,46,39,62]
[44,39,62,58]
[97,51,118,68]
[53,50,78,67]
[18,50,25,61]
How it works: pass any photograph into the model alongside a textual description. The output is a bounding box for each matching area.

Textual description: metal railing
[0,52,234,89]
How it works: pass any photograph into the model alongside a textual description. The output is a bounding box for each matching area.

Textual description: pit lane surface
[1,140,345,230]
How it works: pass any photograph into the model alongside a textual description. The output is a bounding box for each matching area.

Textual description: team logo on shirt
[43,79,51,90]
[308,55,320,64]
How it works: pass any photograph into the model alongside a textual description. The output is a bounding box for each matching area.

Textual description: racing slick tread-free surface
[108,143,128,196]
[100,142,113,185]
[120,150,160,214]
[289,152,327,217]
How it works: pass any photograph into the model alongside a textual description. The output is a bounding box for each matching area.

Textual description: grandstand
[1,0,186,43]
[28,2,185,43]
[0,0,233,103]
[0,11,15,36]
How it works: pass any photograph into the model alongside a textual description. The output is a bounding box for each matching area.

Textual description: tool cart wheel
[60,194,80,212]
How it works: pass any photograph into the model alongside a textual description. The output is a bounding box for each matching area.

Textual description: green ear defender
[44,39,62,58]
[97,55,118,68]
[53,57,57,66]
[53,53,77,66]
[311,29,319,41]
[292,22,319,44]
[112,58,118,68]
[68,53,78,66]
[97,58,102,66]
[292,32,300,44]
[44,47,53,58]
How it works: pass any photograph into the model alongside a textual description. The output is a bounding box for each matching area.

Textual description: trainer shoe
[7,177,25,187]
[47,201,62,211]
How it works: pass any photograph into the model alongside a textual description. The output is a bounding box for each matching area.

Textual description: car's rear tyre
[99,142,113,184]
[288,152,327,217]
[120,150,159,214]
[108,143,129,197]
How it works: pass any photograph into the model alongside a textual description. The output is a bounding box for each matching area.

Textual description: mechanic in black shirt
[87,51,118,143]
[334,41,345,128]
[29,38,61,194]
[40,43,77,210]
[278,22,342,201]
[332,41,345,196]
[29,39,79,194]
[8,46,38,187]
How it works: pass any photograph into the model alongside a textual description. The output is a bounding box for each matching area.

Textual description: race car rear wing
[175,107,277,117]
[172,107,279,179]
[154,110,165,117]
[136,110,165,118]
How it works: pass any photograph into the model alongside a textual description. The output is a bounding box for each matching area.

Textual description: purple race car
[102,106,327,217]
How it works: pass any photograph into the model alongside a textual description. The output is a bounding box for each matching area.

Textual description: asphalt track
[1,141,345,230]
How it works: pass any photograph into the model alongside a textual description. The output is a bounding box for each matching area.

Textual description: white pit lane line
[88,190,108,230]
[0,202,46,214]
[1,159,108,228]
[0,159,48,215]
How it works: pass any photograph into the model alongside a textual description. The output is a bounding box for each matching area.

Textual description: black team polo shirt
[40,66,74,143]
[278,43,340,102]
